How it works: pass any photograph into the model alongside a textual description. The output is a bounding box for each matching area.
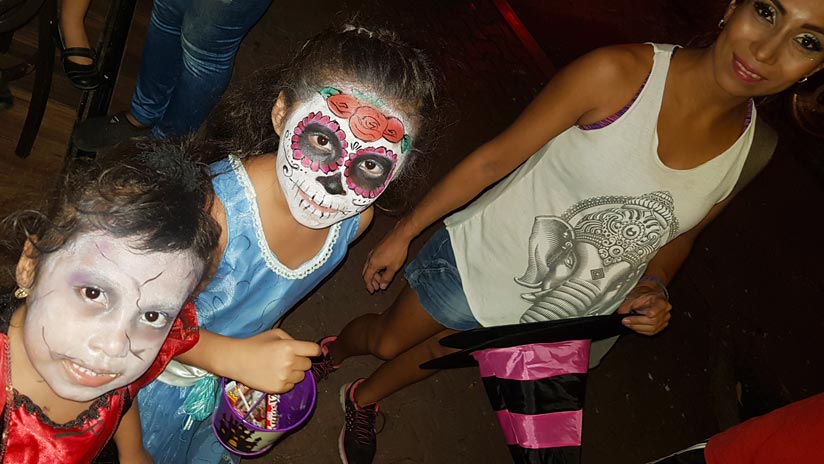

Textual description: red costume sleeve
[0,307,200,463]
[129,300,200,393]
[706,393,824,464]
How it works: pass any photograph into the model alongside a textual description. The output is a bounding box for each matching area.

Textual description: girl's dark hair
[3,140,220,272]
[203,23,439,171]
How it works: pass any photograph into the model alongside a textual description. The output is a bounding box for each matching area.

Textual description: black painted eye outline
[290,112,348,173]
[344,147,398,198]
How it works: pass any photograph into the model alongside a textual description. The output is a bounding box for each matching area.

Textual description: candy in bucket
[212,371,317,457]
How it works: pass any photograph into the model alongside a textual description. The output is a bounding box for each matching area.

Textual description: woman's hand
[617,283,672,336]
[224,328,321,394]
[362,225,413,293]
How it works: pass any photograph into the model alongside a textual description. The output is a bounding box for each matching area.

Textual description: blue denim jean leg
[130,0,272,139]
[405,227,480,331]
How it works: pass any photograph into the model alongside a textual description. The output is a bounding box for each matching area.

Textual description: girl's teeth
[72,362,117,378]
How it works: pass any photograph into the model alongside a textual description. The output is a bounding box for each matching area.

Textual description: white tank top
[444,43,755,327]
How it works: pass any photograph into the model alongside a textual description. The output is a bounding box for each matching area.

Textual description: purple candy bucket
[212,371,317,457]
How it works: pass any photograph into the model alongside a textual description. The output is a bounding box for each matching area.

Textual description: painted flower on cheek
[344,147,398,198]
[290,112,348,173]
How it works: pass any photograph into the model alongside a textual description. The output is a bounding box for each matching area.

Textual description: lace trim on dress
[12,389,114,430]
[228,155,341,279]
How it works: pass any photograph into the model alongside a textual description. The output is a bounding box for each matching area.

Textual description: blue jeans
[404,227,480,331]
[131,0,272,139]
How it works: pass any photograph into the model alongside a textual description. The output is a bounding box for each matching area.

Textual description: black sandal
[54,27,100,90]
[72,112,151,152]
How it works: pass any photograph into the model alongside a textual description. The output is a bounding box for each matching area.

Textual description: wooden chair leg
[16,0,56,158]
[0,31,11,52]
[0,77,12,110]
[1,62,34,111]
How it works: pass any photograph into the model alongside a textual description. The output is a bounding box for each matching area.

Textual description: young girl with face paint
[0,141,219,463]
[312,1,824,463]
[133,25,437,463]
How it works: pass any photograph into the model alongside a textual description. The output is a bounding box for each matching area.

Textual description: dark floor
[4,0,824,463]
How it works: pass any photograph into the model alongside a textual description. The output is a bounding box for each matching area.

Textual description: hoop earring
[14,287,29,299]
[718,18,726,29]
[798,76,809,84]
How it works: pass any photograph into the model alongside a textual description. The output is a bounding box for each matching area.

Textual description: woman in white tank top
[314,2,824,462]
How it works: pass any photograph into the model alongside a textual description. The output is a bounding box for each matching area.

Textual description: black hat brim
[421,313,632,370]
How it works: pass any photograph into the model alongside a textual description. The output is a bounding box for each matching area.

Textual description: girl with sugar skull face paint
[276,87,413,228]
[133,24,437,464]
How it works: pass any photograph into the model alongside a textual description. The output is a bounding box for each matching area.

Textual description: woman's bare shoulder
[576,43,654,85]
[564,44,654,125]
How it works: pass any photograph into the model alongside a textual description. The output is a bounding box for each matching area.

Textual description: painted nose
[317,174,345,195]
[89,327,131,358]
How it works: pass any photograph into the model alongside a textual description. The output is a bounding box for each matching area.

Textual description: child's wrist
[638,275,669,300]
[395,216,421,241]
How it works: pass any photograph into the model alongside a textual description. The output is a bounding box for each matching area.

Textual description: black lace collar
[11,388,120,430]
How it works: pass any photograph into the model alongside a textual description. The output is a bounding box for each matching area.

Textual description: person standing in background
[72,0,272,150]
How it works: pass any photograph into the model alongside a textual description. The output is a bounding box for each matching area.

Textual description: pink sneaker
[310,336,340,383]
[339,379,380,464]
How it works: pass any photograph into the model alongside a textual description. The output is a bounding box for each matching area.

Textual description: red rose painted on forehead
[327,94,358,118]
[321,87,409,149]
[350,107,388,142]
[383,117,404,143]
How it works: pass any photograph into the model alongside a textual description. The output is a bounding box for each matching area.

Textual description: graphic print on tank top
[516,191,679,323]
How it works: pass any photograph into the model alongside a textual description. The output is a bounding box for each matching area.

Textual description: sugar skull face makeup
[276,87,413,229]
[21,232,203,402]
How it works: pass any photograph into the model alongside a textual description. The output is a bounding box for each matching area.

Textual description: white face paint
[277,87,414,229]
[22,232,203,402]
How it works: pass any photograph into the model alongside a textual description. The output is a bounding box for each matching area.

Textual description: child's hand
[228,328,321,394]
[118,447,154,464]
[363,226,412,293]
[617,284,672,336]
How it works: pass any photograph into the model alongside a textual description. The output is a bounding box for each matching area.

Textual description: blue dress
[137,155,360,463]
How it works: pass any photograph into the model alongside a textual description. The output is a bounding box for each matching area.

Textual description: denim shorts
[404,227,480,331]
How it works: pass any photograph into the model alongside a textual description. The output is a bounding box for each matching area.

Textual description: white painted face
[21,232,203,402]
[277,87,414,229]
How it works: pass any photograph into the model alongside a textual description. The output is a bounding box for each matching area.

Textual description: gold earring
[718,18,726,29]
[14,287,29,299]
[798,76,809,84]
